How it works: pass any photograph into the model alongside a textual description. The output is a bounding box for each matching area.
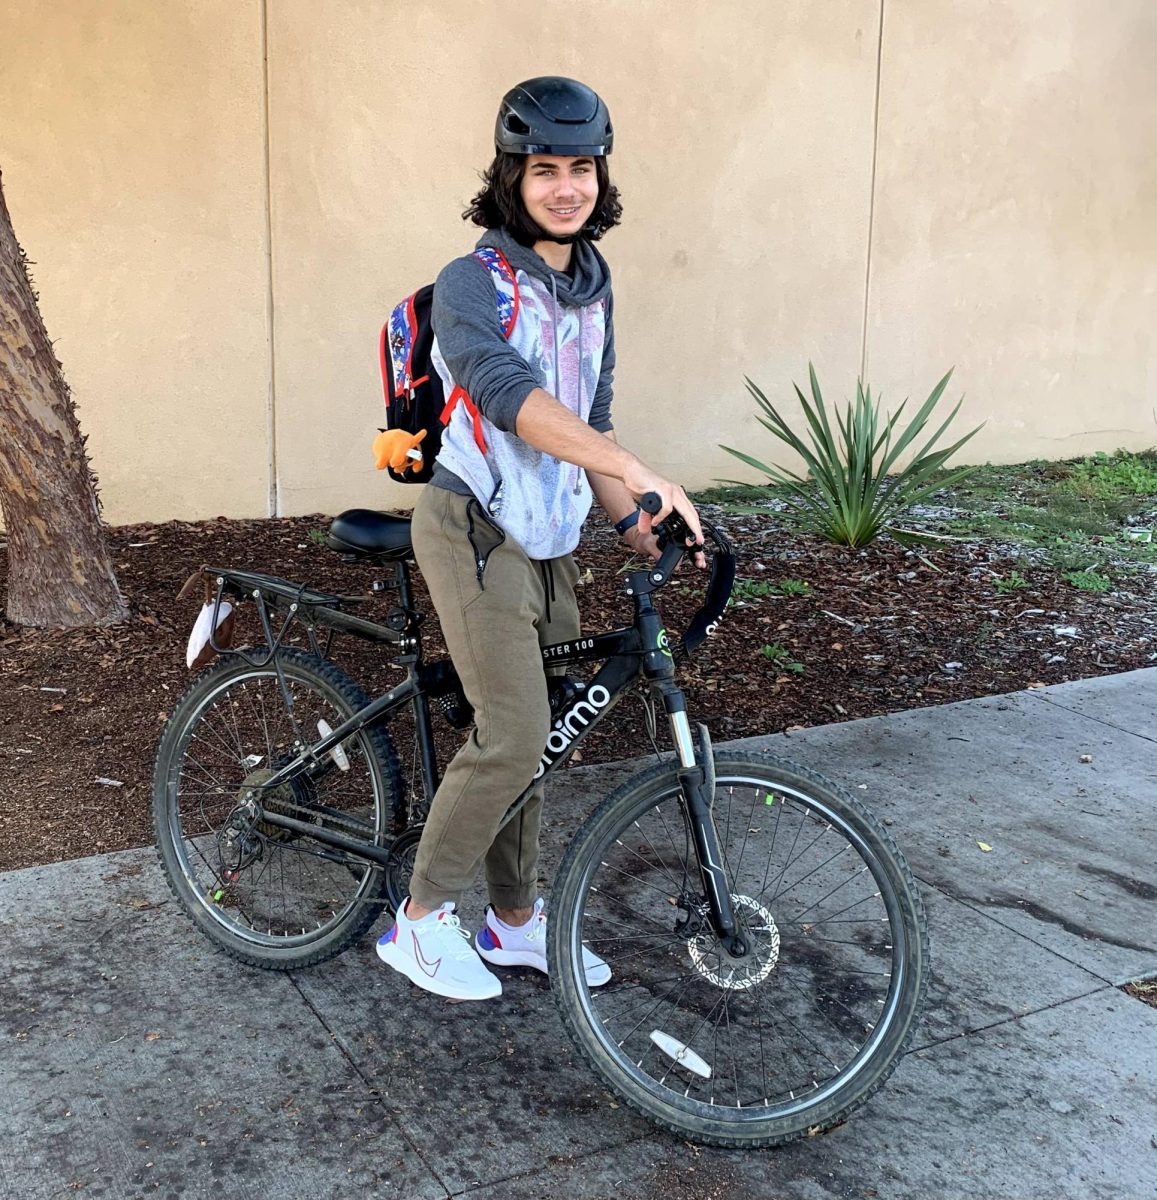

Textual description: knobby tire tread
[548,751,930,1148]
[152,649,403,971]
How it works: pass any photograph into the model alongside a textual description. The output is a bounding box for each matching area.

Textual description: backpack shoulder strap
[471,247,520,338]
[438,249,522,455]
[381,291,430,402]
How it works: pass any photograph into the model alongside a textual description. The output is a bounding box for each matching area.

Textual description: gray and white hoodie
[428,227,615,561]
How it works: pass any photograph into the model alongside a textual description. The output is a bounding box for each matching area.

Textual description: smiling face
[519,155,600,239]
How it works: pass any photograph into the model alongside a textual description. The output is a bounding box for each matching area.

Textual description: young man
[377,77,705,1000]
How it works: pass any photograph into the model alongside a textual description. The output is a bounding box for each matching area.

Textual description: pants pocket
[465,498,506,590]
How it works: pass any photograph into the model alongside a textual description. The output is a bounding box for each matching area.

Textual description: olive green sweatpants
[408,485,581,910]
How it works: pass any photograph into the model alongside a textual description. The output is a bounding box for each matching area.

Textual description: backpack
[378,247,519,483]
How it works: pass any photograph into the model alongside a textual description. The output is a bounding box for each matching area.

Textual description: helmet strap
[534,218,602,246]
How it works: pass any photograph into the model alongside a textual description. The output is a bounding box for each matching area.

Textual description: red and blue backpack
[378,247,520,483]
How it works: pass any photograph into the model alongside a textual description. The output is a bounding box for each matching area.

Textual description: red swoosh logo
[412,932,442,978]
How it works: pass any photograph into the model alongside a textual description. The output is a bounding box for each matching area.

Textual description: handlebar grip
[637,491,696,554]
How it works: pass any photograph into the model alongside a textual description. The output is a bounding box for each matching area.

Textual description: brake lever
[639,491,690,550]
[639,491,704,561]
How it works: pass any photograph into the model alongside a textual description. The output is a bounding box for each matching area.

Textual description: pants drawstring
[539,559,556,624]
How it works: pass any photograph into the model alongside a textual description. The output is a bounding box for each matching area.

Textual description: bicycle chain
[250,788,383,841]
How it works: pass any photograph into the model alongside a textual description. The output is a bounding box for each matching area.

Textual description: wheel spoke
[155,654,399,955]
[552,759,927,1145]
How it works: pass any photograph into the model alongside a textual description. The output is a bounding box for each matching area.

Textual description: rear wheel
[152,649,403,969]
[548,753,929,1147]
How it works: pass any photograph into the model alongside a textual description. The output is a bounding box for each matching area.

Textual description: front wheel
[548,753,929,1148]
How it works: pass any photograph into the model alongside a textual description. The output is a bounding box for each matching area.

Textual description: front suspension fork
[664,694,749,957]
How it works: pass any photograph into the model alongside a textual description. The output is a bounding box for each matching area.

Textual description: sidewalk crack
[286,974,452,1197]
[1029,691,1157,745]
[908,984,1110,1054]
[448,1133,648,1197]
[914,873,1117,983]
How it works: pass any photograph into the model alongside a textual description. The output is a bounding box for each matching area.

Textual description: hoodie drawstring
[575,313,584,495]
[550,273,562,407]
[550,273,585,497]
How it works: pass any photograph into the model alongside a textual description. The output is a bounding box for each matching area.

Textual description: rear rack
[197,566,400,668]
[206,566,364,609]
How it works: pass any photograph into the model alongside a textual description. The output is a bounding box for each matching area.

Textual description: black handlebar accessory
[636,492,736,657]
[682,520,735,654]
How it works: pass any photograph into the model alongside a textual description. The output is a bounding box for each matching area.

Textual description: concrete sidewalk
[2,670,1155,1200]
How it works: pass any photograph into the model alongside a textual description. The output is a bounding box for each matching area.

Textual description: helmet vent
[495,77,613,156]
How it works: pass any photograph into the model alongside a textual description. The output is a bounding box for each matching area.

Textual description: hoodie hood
[478,227,611,308]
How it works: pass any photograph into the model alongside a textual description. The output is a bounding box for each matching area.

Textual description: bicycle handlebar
[636,492,736,656]
[638,490,697,552]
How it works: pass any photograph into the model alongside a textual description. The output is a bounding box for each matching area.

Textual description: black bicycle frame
[202,545,745,948]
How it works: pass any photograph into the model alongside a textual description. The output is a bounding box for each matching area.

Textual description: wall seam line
[860,0,885,385]
[260,0,278,516]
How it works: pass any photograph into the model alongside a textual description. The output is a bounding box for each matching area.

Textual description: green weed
[758,642,804,673]
[775,578,812,596]
[1100,531,1157,564]
[691,482,775,505]
[733,579,774,602]
[1047,542,1112,575]
[994,571,1030,593]
[733,578,812,603]
[1066,450,1157,499]
[1064,569,1113,594]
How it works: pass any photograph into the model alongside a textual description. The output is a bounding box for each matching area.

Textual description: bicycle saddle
[327,509,413,560]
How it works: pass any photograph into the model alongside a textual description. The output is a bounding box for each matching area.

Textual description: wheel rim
[569,772,912,1123]
[162,667,387,948]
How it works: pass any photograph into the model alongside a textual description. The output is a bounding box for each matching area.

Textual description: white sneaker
[476,898,612,987]
[377,900,502,1001]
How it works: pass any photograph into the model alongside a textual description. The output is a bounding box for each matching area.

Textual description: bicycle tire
[548,752,929,1148]
[152,649,404,970]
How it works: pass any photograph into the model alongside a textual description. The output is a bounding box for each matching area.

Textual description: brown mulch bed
[2,507,1154,873]
[1123,980,1157,1009]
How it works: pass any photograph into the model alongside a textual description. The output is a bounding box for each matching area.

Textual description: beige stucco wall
[1,0,1154,523]
[866,0,1157,462]
[0,0,272,525]
[267,0,879,514]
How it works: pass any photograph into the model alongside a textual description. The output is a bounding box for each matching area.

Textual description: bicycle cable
[636,687,663,760]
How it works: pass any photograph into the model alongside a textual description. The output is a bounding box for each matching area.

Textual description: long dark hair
[463,152,623,244]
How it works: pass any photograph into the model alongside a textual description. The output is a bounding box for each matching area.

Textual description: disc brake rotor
[686,894,781,991]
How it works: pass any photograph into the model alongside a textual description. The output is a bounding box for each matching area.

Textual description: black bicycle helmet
[495,77,613,156]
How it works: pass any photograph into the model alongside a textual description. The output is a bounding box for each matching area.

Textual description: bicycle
[152,494,929,1148]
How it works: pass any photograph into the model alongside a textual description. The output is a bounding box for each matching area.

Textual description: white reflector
[317,720,350,771]
[650,1030,712,1079]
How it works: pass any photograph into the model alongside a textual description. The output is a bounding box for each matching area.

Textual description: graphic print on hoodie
[428,228,615,561]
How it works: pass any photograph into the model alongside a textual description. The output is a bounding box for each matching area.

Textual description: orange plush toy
[372,428,427,476]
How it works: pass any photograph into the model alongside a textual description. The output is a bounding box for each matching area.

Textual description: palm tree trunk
[0,166,129,627]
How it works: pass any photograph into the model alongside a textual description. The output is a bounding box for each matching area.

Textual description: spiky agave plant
[721,365,983,548]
